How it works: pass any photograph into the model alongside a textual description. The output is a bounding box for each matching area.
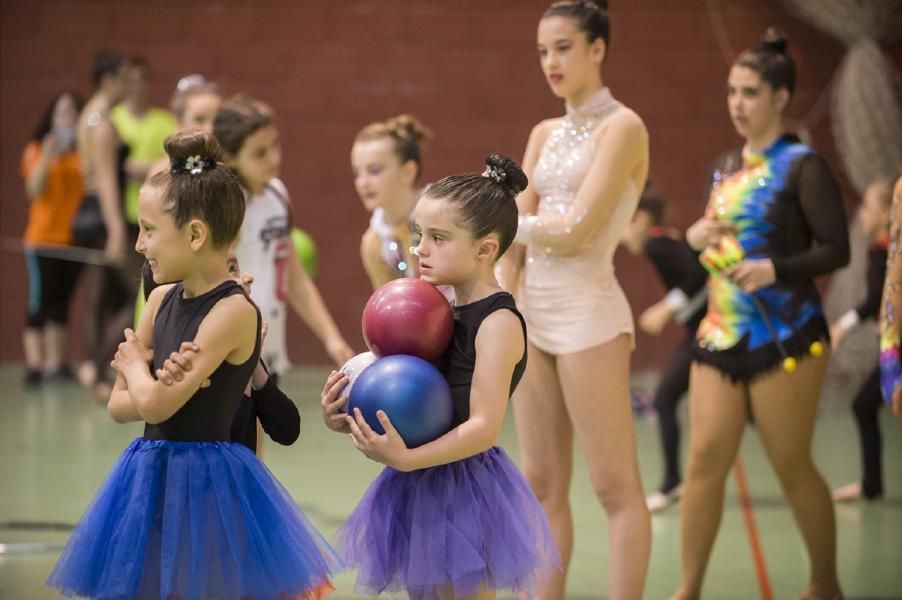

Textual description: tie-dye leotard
[692,135,849,381]
[880,186,902,403]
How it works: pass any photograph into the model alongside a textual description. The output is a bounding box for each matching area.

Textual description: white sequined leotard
[369,208,416,278]
[522,87,638,355]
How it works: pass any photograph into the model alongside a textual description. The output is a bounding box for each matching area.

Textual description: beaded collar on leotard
[564,86,621,120]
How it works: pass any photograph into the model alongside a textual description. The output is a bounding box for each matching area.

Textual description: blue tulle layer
[47,438,341,600]
[336,446,560,598]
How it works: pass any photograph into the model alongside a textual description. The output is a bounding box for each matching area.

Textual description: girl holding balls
[321,154,559,600]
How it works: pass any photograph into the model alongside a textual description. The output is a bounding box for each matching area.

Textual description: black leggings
[853,367,884,498]
[654,334,694,494]
[25,250,81,327]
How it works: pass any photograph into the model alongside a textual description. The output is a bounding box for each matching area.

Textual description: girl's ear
[400,159,418,188]
[774,87,790,113]
[592,37,607,66]
[476,237,500,262]
[187,218,209,251]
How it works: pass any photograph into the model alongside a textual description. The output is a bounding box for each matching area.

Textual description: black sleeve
[770,154,850,282]
[251,376,301,446]
[674,242,708,297]
[645,236,708,296]
[857,247,888,321]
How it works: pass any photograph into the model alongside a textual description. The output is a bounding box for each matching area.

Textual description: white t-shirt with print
[234,179,293,374]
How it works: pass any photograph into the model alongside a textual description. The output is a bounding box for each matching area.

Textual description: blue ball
[348,354,453,448]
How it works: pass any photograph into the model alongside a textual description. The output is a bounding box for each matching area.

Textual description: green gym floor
[1,364,899,599]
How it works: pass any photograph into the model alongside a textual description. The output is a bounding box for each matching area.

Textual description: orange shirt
[20,141,84,245]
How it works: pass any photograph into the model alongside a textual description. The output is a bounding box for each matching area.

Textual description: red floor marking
[733,456,774,600]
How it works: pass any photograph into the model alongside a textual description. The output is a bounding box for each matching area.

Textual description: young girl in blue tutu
[47,130,340,600]
[321,153,560,600]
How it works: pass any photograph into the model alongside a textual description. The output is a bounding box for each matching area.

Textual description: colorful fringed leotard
[880,189,902,403]
[692,135,849,381]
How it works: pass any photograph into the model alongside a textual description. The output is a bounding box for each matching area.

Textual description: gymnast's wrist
[837,310,859,331]
[664,289,689,312]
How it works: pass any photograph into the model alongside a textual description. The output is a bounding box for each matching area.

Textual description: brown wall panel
[2,0,899,369]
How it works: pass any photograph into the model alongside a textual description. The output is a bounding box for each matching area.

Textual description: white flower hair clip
[172,155,208,175]
[185,155,204,175]
[482,165,506,184]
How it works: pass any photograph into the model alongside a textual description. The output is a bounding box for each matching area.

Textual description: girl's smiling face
[135,184,192,284]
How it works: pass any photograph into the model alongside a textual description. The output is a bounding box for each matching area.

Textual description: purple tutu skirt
[47,438,340,600]
[336,446,560,598]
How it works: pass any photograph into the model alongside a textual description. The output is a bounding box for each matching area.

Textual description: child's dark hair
[31,91,83,142]
[423,154,527,259]
[91,49,123,89]
[543,0,610,48]
[637,191,665,226]
[355,114,432,182]
[213,95,274,157]
[125,54,150,75]
[735,28,795,97]
[145,131,245,248]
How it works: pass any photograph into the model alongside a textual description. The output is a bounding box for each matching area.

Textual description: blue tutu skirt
[47,438,341,600]
[336,446,560,598]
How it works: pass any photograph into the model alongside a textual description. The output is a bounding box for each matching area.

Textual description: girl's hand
[111,329,151,373]
[326,337,355,367]
[156,341,211,388]
[723,258,776,293]
[686,218,736,251]
[347,408,411,471]
[321,370,351,433]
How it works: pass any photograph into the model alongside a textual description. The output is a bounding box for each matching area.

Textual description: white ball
[339,351,377,405]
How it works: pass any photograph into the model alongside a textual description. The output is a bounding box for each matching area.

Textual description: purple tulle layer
[337,446,559,598]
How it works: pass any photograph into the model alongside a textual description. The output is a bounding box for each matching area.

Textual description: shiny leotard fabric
[881,192,902,402]
[522,87,638,355]
[693,135,849,381]
[369,207,416,278]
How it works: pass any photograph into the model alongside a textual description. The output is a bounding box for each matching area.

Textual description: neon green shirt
[111,105,177,224]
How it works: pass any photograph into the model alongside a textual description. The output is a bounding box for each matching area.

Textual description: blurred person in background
[20,91,84,386]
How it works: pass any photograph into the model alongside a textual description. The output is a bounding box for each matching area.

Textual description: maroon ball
[362,279,454,361]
